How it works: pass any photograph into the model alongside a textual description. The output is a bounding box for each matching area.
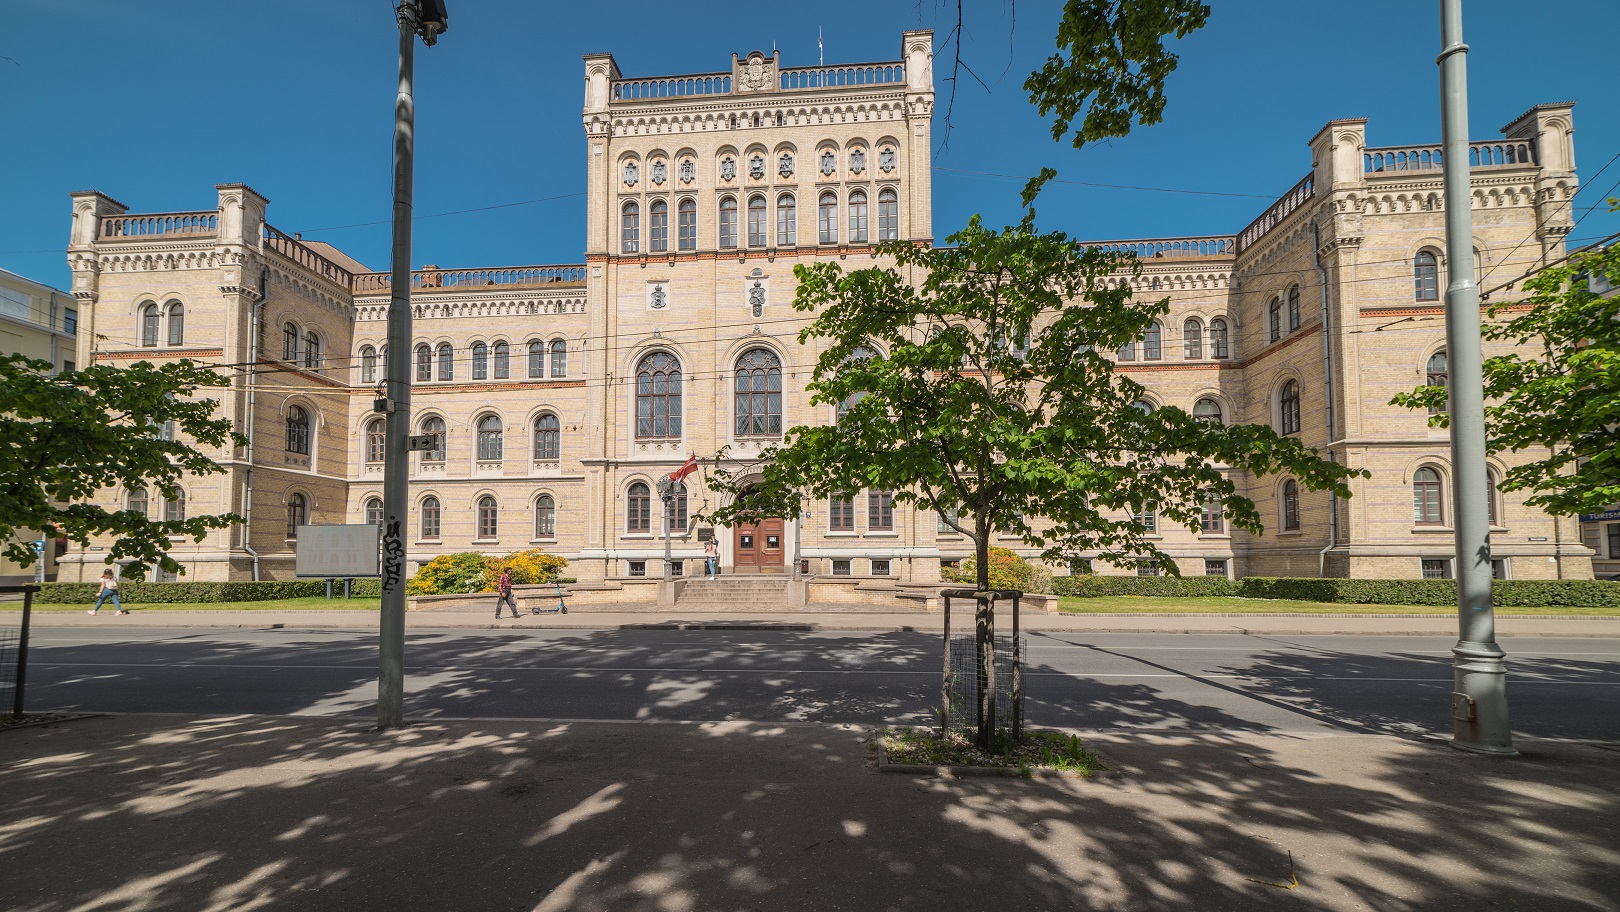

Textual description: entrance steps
[673,576,791,610]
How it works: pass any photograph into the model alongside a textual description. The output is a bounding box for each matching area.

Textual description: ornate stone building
[54,33,1595,590]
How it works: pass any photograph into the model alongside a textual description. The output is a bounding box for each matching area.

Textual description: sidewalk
[2,713,1614,911]
[18,604,1620,636]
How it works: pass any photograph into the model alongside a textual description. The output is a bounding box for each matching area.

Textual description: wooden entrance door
[733,518,785,573]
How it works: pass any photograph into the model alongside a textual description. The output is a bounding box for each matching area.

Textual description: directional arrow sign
[406,435,438,452]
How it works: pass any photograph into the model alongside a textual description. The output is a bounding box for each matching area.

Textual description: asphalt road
[15,627,1620,739]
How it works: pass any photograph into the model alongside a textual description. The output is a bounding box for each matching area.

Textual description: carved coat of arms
[741,59,769,90]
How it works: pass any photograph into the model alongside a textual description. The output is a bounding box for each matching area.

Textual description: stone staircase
[673,576,791,610]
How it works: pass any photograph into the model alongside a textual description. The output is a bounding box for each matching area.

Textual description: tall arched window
[747,195,767,246]
[1210,318,1230,359]
[877,188,899,241]
[534,494,556,537]
[1487,468,1501,526]
[283,322,300,360]
[360,345,377,384]
[365,497,383,528]
[621,201,640,254]
[718,195,738,249]
[141,304,161,347]
[1201,492,1224,534]
[735,348,783,436]
[1426,349,1448,414]
[285,406,310,455]
[365,418,385,463]
[476,415,504,461]
[420,495,441,539]
[1142,321,1163,360]
[1415,250,1440,301]
[1282,481,1300,531]
[437,343,453,381]
[493,341,510,379]
[835,345,874,423]
[304,332,320,369]
[678,198,697,250]
[1287,285,1302,330]
[1269,299,1282,342]
[1279,380,1301,435]
[848,189,869,243]
[1413,467,1444,525]
[1193,398,1223,424]
[471,342,488,380]
[533,414,560,460]
[776,194,796,246]
[166,303,184,346]
[627,482,651,533]
[287,493,307,539]
[550,340,567,378]
[420,416,445,462]
[477,495,498,539]
[818,191,839,244]
[1183,319,1203,359]
[127,486,148,518]
[415,344,432,381]
[649,199,669,253]
[528,341,545,378]
[636,351,682,439]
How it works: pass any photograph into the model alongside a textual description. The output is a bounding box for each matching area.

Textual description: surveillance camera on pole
[378,0,447,731]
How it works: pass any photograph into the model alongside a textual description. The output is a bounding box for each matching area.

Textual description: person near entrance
[704,538,719,578]
[494,568,520,619]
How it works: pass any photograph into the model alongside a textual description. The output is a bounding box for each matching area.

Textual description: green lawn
[1057,596,1620,616]
[8,596,378,612]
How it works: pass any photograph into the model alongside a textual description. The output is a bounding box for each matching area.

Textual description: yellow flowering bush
[405,548,568,595]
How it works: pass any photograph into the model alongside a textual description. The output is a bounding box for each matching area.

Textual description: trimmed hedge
[1052,575,1620,608]
[1052,575,1241,598]
[37,579,382,604]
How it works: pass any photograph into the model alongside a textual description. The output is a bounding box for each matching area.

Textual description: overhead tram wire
[1476,147,1620,289]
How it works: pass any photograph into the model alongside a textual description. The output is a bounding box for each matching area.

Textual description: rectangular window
[1200,497,1224,534]
[1490,558,1509,580]
[832,559,851,576]
[62,360,75,373]
[868,490,894,531]
[628,560,646,577]
[1608,524,1620,560]
[1204,559,1229,578]
[828,495,855,532]
[1069,558,1092,576]
[871,559,891,576]
[64,309,77,334]
[936,505,960,534]
[1421,559,1452,579]
[668,560,684,577]
[1134,506,1157,534]
[1136,560,1161,577]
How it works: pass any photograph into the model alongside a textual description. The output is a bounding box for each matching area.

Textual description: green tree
[0,354,244,578]
[1394,242,1620,517]
[707,213,1359,747]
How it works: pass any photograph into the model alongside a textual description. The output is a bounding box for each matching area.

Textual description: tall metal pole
[378,1,418,730]
[1438,0,1513,755]
[663,486,674,579]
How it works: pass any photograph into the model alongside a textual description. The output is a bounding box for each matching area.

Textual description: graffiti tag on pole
[382,516,405,591]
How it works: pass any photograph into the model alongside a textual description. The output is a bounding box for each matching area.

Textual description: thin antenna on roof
[818,26,823,66]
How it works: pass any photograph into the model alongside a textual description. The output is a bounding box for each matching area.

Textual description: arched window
[835,345,874,423]
[1210,318,1230,359]
[534,494,556,537]
[283,322,300,360]
[735,348,783,436]
[627,482,651,533]
[360,345,377,384]
[304,331,320,369]
[1269,299,1282,342]
[1193,398,1223,424]
[718,195,738,249]
[471,342,488,380]
[437,343,453,381]
[528,341,545,378]
[1413,467,1444,525]
[493,341,510,379]
[285,406,310,455]
[1414,250,1440,301]
[649,199,669,253]
[678,198,697,250]
[477,495,499,539]
[1279,380,1301,435]
[1287,285,1302,330]
[621,201,640,254]
[365,497,383,528]
[1142,321,1162,360]
[877,188,899,241]
[533,413,560,460]
[286,493,308,539]
[166,303,184,346]
[476,415,503,461]
[818,191,839,244]
[667,481,689,535]
[420,416,445,462]
[127,486,148,518]
[550,340,567,378]
[365,418,385,463]
[776,194,796,246]
[1282,481,1300,531]
[1487,468,1501,527]
[1426,349,1448,414]
[1201,492,1224,534]
[420,495,441,539]
[415,344,432,382]
[1117,340,1136,361]
[141,304,161,347]
[1183,319,1203,359]
[848,189,868,243]
[636,351,682,439]
[1132,399,1155,415]
[747,195,767,247]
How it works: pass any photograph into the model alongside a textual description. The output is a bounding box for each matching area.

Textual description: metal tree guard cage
[939,588,1024,746]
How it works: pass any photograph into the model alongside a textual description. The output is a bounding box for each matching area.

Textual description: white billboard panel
[295,524,381,578]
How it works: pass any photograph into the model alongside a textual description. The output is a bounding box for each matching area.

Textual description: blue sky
[3,0,1616,288]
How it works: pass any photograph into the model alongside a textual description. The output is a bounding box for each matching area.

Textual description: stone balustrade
[778,63,905,91]
[262,225,354,288]
[612,73,731,101]
[352,265,587,293]
[1237,172,1315,252]
[98,212,217,240]
[1364,140,1537,174]
[1082,235,1238,261]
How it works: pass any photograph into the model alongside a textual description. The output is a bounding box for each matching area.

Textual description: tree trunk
[974,531,996,752]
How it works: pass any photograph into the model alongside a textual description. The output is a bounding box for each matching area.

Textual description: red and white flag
[670,453,699,484]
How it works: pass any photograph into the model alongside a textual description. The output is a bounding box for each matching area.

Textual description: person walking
[494,568,521,619]
[88,568,126,616]
[704,538,719,579]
